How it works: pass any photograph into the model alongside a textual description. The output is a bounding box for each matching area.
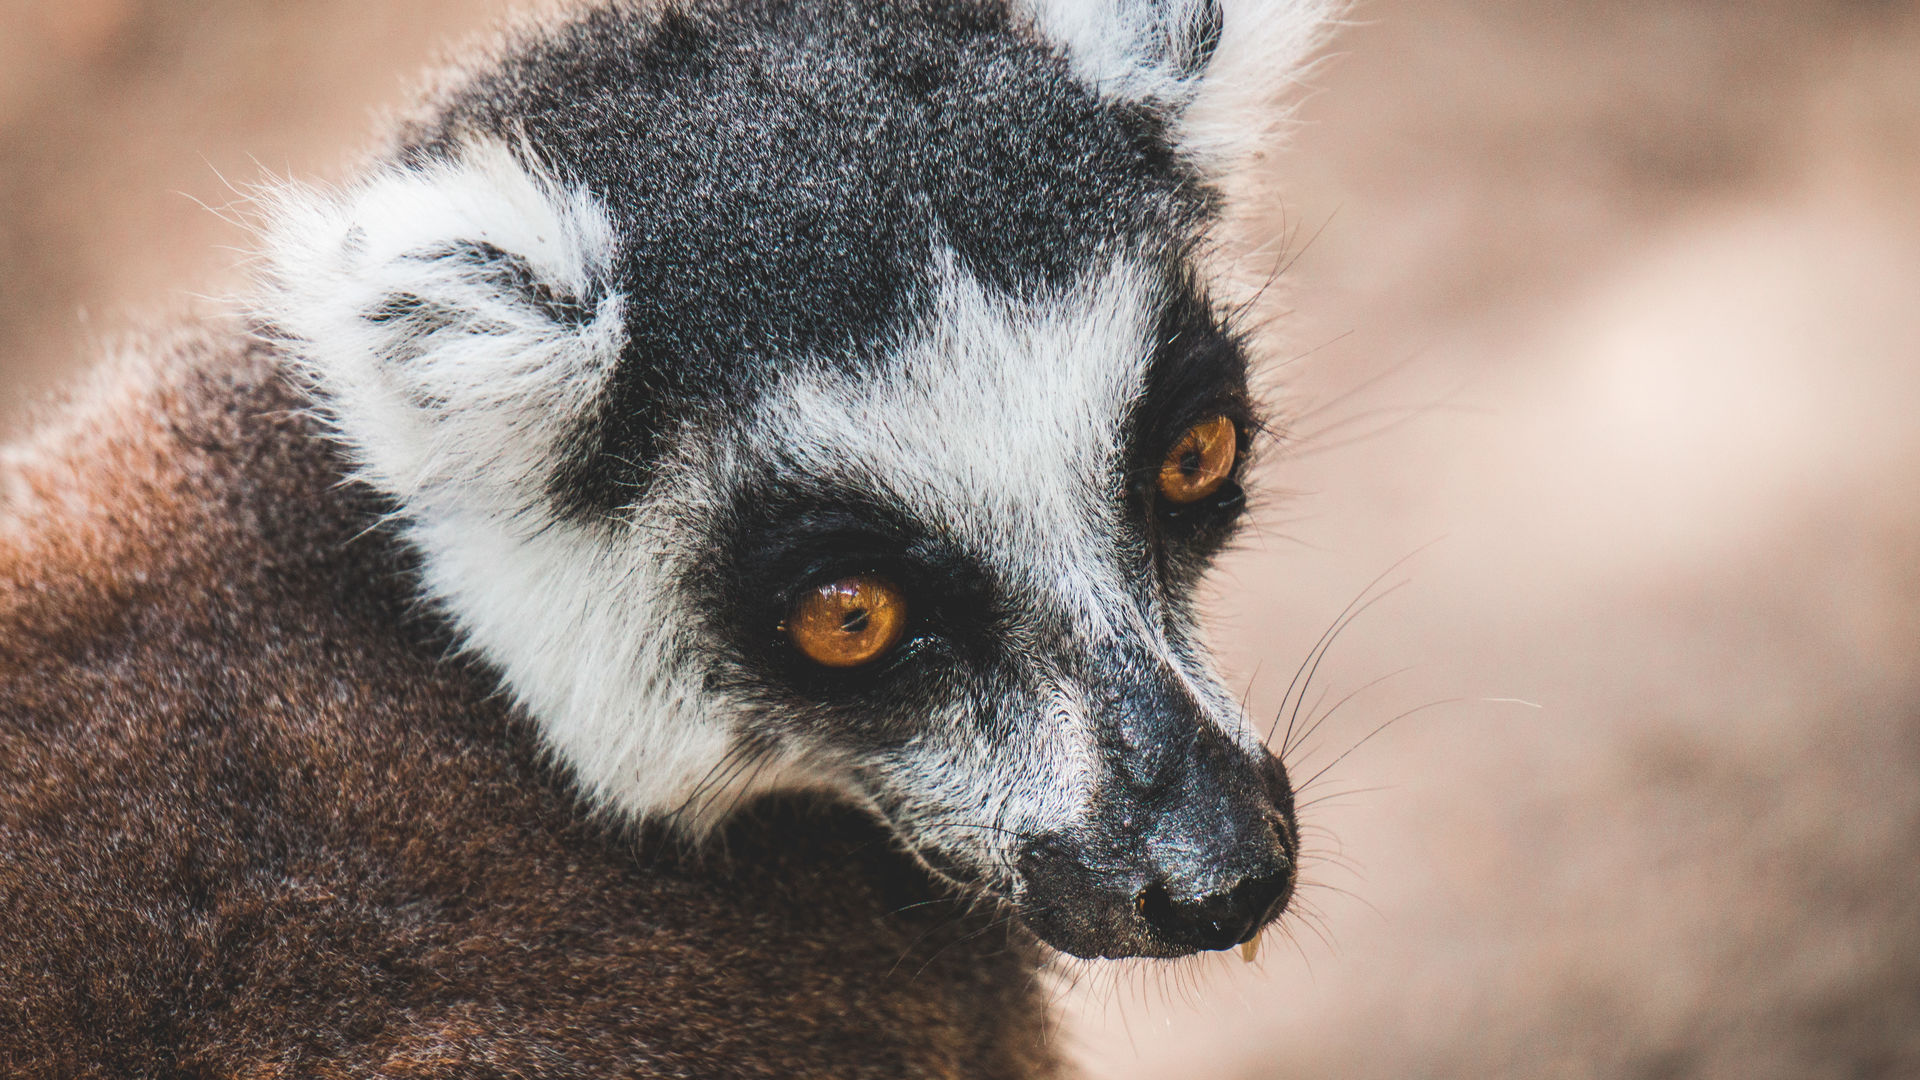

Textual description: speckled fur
[0,324,1056,1077]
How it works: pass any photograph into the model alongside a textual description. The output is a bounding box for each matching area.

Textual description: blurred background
[4,0,1917,1076]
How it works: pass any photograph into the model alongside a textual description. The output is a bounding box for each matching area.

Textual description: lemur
[0,0,1331,1073]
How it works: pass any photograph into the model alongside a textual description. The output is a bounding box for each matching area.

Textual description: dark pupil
[1180,449,1203,476]
[840,608,871,634]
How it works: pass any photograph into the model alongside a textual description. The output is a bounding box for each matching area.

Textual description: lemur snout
[1014,726,1298,959]
[1016,800,1294,958]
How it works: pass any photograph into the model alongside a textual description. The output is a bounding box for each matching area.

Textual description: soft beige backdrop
[5,1,1917,1076]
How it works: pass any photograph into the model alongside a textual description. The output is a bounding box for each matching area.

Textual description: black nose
[1135,866,1292,952]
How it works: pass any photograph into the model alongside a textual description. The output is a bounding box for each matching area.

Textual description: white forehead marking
[750,253,1157,631]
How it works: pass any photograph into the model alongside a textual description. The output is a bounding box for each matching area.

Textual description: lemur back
[0,329,1053,1075]
[0,0,1331,1073]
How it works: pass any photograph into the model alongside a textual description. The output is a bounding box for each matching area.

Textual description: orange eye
[1157,415,1237,504]
[785,574,908,669]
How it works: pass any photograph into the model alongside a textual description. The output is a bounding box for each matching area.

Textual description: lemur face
[695,255,1296,957]
[269,0,1328,958]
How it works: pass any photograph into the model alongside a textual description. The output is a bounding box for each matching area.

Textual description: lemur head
[265,0,1330,959]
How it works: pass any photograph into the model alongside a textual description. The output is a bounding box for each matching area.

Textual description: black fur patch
[431,241,597,327]
[691,469,1010,750]
[1122,272,1257,588]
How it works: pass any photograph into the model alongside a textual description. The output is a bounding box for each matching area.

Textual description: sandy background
[4,1,1918,1076]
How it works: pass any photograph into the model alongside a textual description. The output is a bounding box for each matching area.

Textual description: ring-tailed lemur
[0,0,1331,1072]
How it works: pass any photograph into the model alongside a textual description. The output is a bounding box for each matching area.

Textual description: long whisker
[1292,784,1390,814]
[909,909,1031,981]
[915,821,1037,842]
[1293,879,1384,919]
[1297,698,1466,792]
[1284,665,1414,763]
[666,740,764,833]
[1270,539,1443,750]
[665,742,750,824]
[1270,577,1409,749]
[1281,344,1432,429]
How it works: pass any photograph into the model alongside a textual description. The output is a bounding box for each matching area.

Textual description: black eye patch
[1127,275,1254,453]
[690,476,1005,699]
[1121,274,1257,522]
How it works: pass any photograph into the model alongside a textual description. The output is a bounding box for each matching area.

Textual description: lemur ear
[1017,0,1225,95]
[1019,0,1336,164]
[262,141,625,524]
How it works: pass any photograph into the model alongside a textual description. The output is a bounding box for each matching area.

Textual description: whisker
[1270,573,1409,751]
[909,909,1032,982]
[1297,697,1468,791]
[1292,783,1391,814]
[1276,579,1412,754]
[1294,879,1384,919]
[1282,344,1432,429]
[1285,665,1415,764]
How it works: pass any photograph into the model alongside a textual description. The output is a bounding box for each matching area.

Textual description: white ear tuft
[1017,0,1225,101]
[261,139,626,524]
[1177,0,1340,167]
[260,142,757,833]
[1019,0,1339,168]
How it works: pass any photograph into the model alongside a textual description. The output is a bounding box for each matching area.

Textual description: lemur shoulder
[0,0,1332,1074]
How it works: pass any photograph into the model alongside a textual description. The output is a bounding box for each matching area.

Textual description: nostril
[1135,880,1176,932]
[1236,866,1294,929]
[1134,868,1292,953]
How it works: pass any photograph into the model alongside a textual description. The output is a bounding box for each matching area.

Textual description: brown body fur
[0,323,1057,1077]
